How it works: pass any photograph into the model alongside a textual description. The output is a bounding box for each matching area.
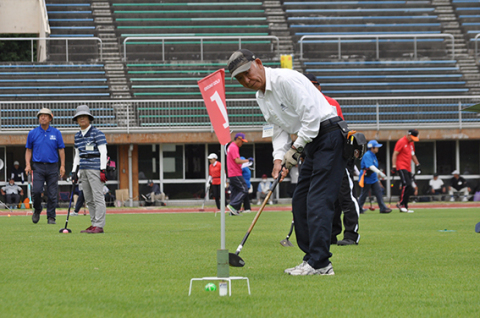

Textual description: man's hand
[59,166,65,179]
[391,167,397,176]
[282,147,301,170]
[71,171,79,184]
[416,164,421,175]
[25,165,31,176]
[100,170,107,183]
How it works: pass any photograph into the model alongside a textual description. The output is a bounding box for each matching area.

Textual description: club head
[369,207,375,211]
[229,253,245,267]
[59,228,72,233]
[280,239,294,247]
[475,222,480,233]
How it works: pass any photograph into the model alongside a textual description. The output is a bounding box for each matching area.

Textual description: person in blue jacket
[240,156,252,212]
[358,140,392,214]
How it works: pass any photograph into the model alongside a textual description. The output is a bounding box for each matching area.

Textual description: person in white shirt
[227,49,347,276]
[1,178,24,209]
[429,173,445,200]
[256,174,273,205]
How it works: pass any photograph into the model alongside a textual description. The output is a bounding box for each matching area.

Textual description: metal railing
[0,37,103,62]
[474,33,480,60]
[1,96,480,134]
[298,33,455,60]
[122,35,280,61]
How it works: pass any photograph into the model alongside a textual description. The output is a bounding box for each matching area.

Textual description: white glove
[282,148,301,170]
[379,172,386,179]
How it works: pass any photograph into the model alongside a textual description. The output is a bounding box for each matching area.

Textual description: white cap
[451,170,460,175]
[207,153,218,159]
[13,161,19,165]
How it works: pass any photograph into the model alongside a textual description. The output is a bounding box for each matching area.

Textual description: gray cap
[72,105,94,121]
[37,108,53,120]
[227,49,256,79]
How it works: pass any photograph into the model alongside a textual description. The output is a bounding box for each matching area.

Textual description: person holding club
[71,105,108,234]
[228,49,347,275]
[358,140,392,214]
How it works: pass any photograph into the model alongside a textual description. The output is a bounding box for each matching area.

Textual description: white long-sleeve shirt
[255,67,338,161]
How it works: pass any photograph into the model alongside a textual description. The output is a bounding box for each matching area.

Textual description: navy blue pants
[229,176,248,210]
[75,190,85,212]
[32,162,59,219]
[292,128,347,269]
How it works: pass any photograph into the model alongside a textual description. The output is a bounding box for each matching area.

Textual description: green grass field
[1,207,480,318]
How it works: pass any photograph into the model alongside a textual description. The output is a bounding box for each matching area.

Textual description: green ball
[204,283,216,292]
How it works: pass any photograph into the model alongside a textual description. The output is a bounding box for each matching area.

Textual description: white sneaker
[256,201,261,205]
[462,197,468,202]
[399,207,408,213]
[406,209,414,213]
[450,197,455,202]
[243,209,251,213]
[284,261,307,274]
[70,212,79,216]
[227,204,239,216]
[289,262,335,276]
[268,201,273,205]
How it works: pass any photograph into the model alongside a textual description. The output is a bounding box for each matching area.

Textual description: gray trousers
[80,169,106,228]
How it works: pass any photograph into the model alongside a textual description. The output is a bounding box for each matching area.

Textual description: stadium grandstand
[0,0,479,205]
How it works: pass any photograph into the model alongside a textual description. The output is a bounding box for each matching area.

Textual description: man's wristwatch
[292,145,304,153]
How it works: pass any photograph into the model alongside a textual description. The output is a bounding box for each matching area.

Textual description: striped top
[74,126,107,170]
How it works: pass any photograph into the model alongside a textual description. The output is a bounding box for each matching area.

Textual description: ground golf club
[59,168,78,234]
[229,170,283,267]
[280,219,294,247]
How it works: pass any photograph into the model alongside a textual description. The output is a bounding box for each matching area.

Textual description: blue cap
[367,140,383,148]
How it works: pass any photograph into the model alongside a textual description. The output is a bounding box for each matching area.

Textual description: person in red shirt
[305,73,362,245]
[208,153,222,210]
[391,129,421,213]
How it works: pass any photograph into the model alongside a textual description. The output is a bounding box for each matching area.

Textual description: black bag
[337,121,367,160]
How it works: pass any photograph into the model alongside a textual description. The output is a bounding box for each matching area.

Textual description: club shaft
[234,172,282,255]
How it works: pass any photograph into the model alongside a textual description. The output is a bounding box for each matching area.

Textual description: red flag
[198,69,231,145]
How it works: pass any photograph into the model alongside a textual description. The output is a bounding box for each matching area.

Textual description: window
[436,141,456,175]
[460,140,479,175]
[415,142,434,175]
[138,145,159,181]
[163,144,183,179]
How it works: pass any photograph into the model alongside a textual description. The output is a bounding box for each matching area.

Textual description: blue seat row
[304,60,456,65]
[0,78,107,82]
[286,8,435,13]
[0,86,109,90]
[323,88,468,94]
[306,67,459,72]
[288,15,437,21]
[0,93,110,97]
[291,23,441,28]
[0,64,103,68]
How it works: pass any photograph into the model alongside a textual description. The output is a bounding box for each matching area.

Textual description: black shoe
[380,208,392,213]
[337,239,357,246]
[360,209,366,214]
[47,217,56,224]
[32,210,40,224]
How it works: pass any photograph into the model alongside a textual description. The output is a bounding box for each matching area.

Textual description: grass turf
[1,207,479,317]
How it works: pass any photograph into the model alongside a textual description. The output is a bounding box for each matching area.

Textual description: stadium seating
[45,1,99,61]
[112,1,274,61]
[0,63,110,100]
[452,0,480,50]
[0,105,117,129]
[285,1,447,59]
[305,59,469,97]
[126,61,280,99]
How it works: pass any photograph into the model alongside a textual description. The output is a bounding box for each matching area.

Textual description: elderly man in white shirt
[228,49,347,276]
